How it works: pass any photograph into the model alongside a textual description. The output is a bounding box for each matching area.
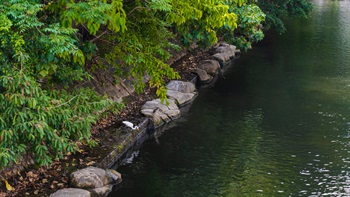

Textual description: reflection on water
[108,0,350,196]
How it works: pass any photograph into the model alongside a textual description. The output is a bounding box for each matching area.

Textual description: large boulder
[166,80,196,93]
[165,80,197,107]
[212,43,239,63]
[49,188,91,197]
[70,167,121,189]
[198,60,220,75]
[69,167,121,197]
[70,167,110,189]
[215,44,236,54]
[166,90,196,107]
[193,68,212,83]
[212,52,232,63]
[106,169,122,184]
[141,99,180,126]
[89,185,112,197]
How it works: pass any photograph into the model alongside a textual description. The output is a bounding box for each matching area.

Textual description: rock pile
[195,43,240,84]
[141,98,181,126]
[140,43,239,127]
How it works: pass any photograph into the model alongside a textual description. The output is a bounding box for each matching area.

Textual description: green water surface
[109,0,350,196]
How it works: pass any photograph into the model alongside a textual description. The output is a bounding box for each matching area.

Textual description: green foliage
[0,70,116,167]
[101,0,181,100]
[0,0,120,168]
[165,0,238,47]
[0,0,86,84]
[220,3,266,51]
[55,0,127,35]
[257,0,313,34]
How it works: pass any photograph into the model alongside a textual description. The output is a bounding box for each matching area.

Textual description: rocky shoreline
[1,42,239,197]
[48,43,240,197]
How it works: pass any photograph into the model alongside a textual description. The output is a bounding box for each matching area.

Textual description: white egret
[122,121,139,130]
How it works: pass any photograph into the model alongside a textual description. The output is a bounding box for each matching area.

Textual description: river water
[108,0,350,196]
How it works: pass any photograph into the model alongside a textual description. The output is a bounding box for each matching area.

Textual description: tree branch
[90,30,109,43]
[127,6,151,16]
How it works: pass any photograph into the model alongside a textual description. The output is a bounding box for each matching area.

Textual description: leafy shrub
[0,0,120,168]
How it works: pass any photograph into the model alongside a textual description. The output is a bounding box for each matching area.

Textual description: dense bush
[0,0,120,168]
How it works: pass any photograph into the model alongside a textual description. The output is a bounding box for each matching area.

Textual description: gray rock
[198,60,220,75]
[89,185,112,197]
[229,45,237,52]
[141,99,174,112]
[162,107,181,119]
[141,108,166,125]
[215,45,235,53]
[234,48,241,54]
[212,52,232,63]
[193,68,212,83]
[141,99,180,126]
[49,188,91,197]
[228,43,241,54]
[70,167,110,189]
[218,42,230,47]
[167,90,196,106]
[106,169,122,184]
[213,44,238,62]
[166,80,196,93]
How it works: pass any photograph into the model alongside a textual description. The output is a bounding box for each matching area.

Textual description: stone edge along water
[49,43,240,197]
